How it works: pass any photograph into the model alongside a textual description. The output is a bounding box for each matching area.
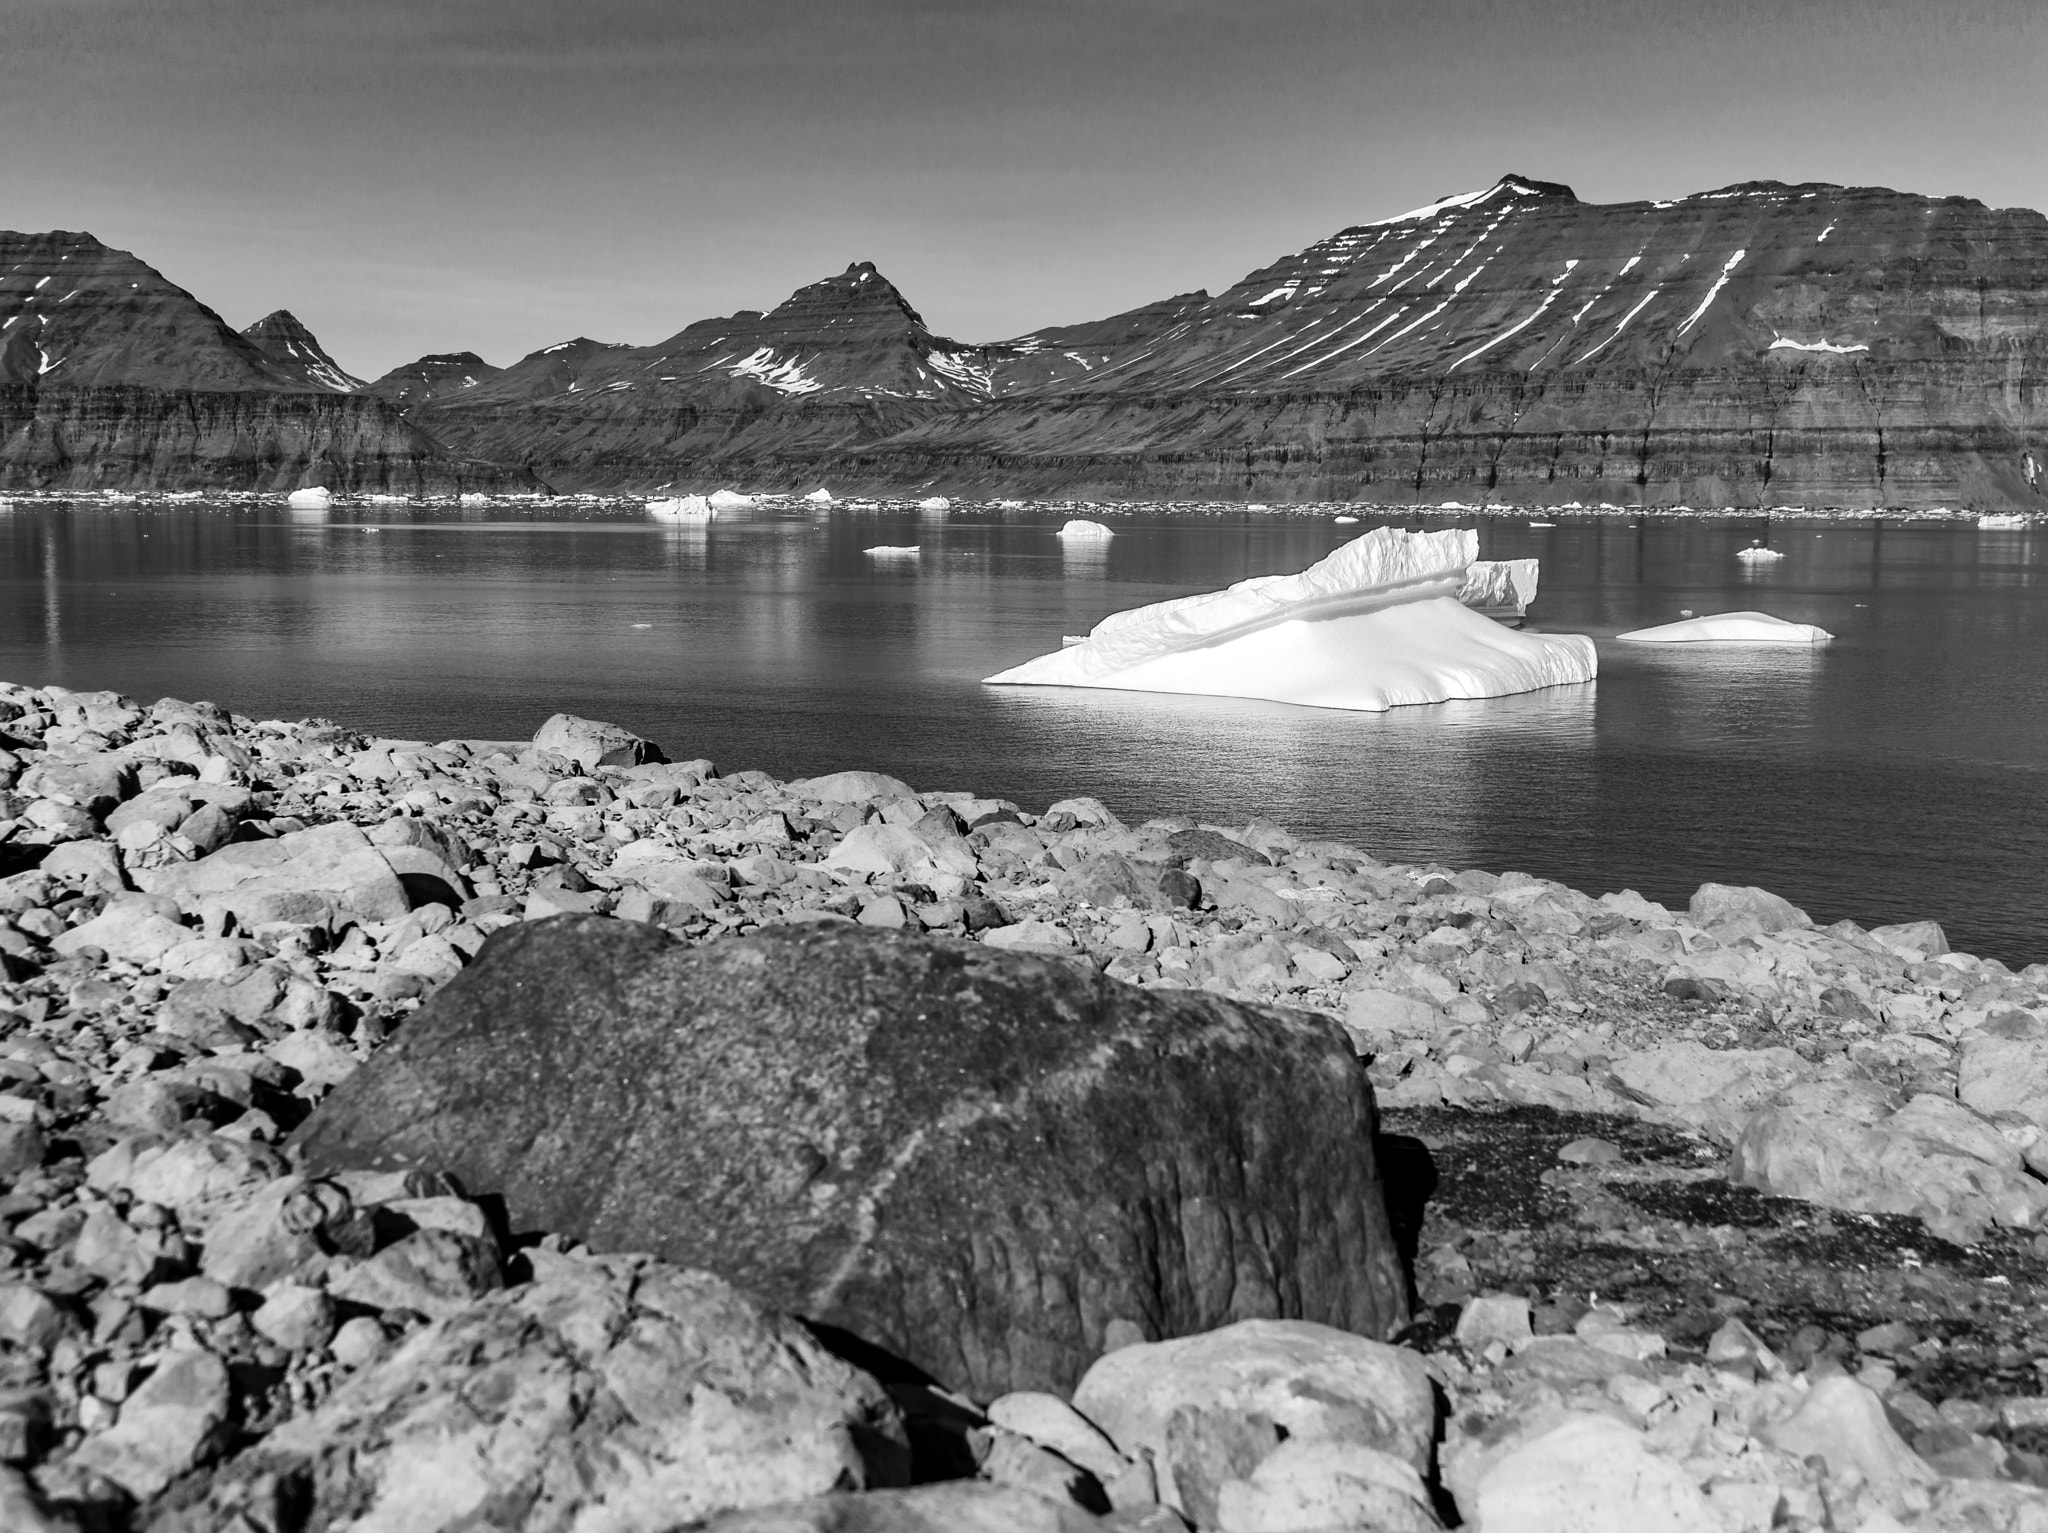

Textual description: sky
[3,0,2044,379]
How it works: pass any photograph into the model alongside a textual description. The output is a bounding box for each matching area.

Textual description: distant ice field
[2,499,2044,964]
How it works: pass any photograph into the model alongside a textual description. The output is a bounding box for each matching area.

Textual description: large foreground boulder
[295,919,1408,1397]
[161,1256,907,1533]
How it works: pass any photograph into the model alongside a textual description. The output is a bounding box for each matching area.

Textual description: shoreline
[1,489,2041,524]
[4,676,2048,1528]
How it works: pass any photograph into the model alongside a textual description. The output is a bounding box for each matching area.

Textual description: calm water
[2,500,2044,964]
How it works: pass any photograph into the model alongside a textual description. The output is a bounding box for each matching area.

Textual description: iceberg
[1735,545,1785,562]
[918,496,952,511]
[1978,513,2029,529]
[805,488,835,504]
[287,486,333,509]
[708,489,754,509]
[864,545,920,559]
[1617,611,1833,645]
[647,495,715,522]
[1058,519,1115,541]
[984,526,1596,712]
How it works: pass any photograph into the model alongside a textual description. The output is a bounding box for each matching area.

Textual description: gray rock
[251,1285,336,1352]
[326,1227,503,1319]
[294,920,1408,1397]
[166,1260,907,1533]
[68,1349,230,1501]
[1071,1319,1436,1520]
[1869,919,1950,962]
[795,770,917,804]
[1686,882,1812,937]
[530,712,666,772]
[135,820,410,926]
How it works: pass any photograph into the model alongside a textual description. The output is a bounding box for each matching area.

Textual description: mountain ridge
[3,174,2046,507]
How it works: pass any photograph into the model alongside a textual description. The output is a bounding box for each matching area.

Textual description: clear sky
[4,0,2042,379]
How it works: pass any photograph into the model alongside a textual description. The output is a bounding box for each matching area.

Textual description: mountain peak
[241,309,362,391]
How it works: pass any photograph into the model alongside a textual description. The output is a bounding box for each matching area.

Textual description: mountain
[361,351,502,407]
[0,232,523,492]
[0,230,303,391]
[7,176,2048,507]
[241,310,363,392]
[403,177,2048,508]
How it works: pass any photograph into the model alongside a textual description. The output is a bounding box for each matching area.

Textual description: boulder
[294,920,1408,1397]
[1071,1319,1436,1518]
[796,770,917,804]
[1686,882,1811,937]
[1869,919,1949,962]
[135,821,410,925]
[1764,1376,1935,1492]
[51,895,188,964]
[161,1259,908,1533]
[1607,1042,1809,1141]
[68,1349,231,1501]
[1467,1412,1716,1532]
[823,822,979,883]
[1214,1439,1439,1533]
[1958,1016,2048,1130]
[530,712,666,772]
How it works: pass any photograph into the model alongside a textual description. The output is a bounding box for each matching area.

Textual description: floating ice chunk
[985,527,1596,712]
[1334,514,1360,524]
[918,496,952,511]
[1058,519,1115,541]
[864,545,920,558]
[647,495,715,521]
[1617,612,1833,644]
[1978,513,2029,529]
[1735,546,1786,562]
[286,487,333,509]
[804,488,835,504]
[708,489,754,508]
[458,492,490,505]
[1458,558,1540,615]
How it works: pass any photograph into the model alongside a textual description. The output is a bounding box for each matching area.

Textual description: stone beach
[2,677,2048,1530]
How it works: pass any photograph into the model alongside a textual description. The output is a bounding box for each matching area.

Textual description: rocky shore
[2,677,2047,1530]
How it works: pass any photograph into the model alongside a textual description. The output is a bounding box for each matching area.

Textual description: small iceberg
[1334,515,1360,525]
[1736,544,1785,562]
[647,495,715,522]
[287,486,333,509]
[985,526,1596,712]
[1617,612,1833,645]
[1057,519,1115,541]
[709,489,754,509]
[918,496,952,511]
[1978,512,2028,529]
[458,492,490,506]
[864,545,921,559]
[805,488,835,504]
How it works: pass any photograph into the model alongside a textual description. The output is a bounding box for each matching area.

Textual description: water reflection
[0,500,2044,960]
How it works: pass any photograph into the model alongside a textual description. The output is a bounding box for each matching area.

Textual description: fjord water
[2,501,2043,964]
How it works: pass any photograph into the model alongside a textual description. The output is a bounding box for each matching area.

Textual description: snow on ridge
[1675,249,1747,337]
[1248,282,1300,307]
[1365,177,1542,229]
[926,350,993,394]
[1769,336,1869,354]
[729,347,824,395]
[1576,289,1661,364]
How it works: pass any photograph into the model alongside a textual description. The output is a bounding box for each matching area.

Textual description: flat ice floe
[647,495,714,521]
[1617,612,1833,645]
[984,527,1596,712]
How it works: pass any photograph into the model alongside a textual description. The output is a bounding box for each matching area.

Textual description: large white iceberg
[1058,519,1116,541]
[709,489,754,509]
[1617,611,1833,644]
[287,486,333,509]
[984,527,1596,712]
